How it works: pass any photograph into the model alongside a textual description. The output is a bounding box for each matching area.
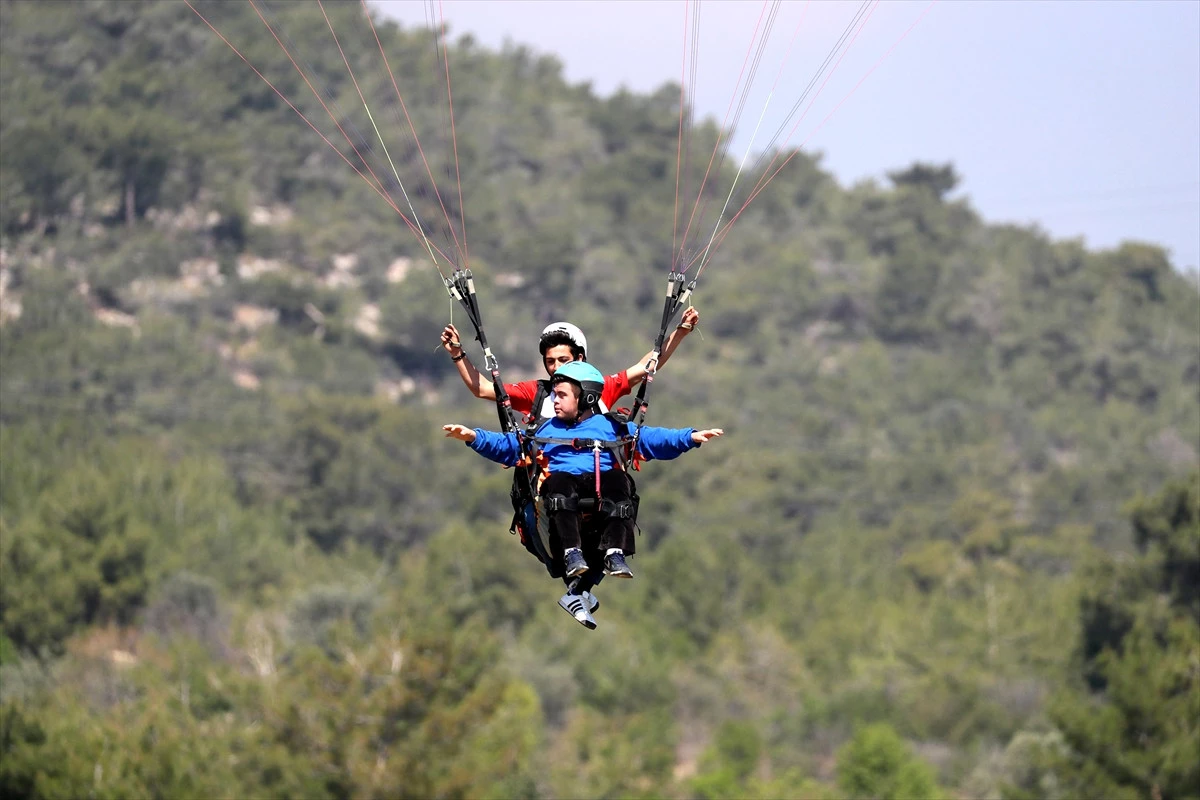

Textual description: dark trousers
[540,470,636,586]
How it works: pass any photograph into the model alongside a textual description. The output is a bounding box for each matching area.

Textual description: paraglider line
[317,0,450,271]
[748,0,870,180]
[677,0,772,264]
[439,0,470,269]
[671,0,690,263]
[361,0,467,269]
[690,0,798,275]
[694,0,935,274]
[247,0,397,201]
[186,0,455,272]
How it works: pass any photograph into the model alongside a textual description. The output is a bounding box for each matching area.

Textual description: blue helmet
[552,360,605,408]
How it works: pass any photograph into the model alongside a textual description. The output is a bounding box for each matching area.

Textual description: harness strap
[546,494,634,519]
[531,436,632,449]
[598,498,636,519]
[593,441,602,499]
[544,494,579,513]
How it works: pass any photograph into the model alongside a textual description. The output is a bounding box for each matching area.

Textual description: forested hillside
[1,2,1197,798]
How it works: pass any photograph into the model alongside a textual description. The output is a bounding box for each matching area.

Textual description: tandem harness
[444,262,696,578]
[507,410,642,578]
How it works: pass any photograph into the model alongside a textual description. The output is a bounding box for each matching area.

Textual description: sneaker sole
[566,564,589,577]
[604,569,633,579]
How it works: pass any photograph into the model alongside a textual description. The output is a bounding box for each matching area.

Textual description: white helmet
[539,321,588,359]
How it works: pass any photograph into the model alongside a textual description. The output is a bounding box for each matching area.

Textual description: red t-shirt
[505,370,633,417]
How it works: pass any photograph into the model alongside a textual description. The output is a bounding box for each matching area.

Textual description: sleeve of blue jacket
[627,423,697,461]
[468,428,522,467]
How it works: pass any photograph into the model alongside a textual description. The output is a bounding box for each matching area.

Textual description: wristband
[451,353,467,363]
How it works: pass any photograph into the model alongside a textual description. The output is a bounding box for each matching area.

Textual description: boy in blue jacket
[443,361,724,623]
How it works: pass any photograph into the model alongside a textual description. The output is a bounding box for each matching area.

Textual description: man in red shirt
[440,309,700,422]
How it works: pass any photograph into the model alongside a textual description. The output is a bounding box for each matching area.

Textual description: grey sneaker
[558,592,597,629]
[603,551,633,578]
[564,548,589,577]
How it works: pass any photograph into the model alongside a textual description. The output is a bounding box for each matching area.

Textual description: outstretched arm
[441,323,497,401]
[626,307,700,386]
[443,424,522,466]
[633,424,724,461]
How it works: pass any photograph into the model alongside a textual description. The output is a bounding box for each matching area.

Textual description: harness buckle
[545,494,579,513]
[598,498,635,519]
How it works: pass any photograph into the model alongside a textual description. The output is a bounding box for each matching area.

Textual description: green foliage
[1046,473,1200,800]
[0,1,1197,797]
[690,720,766,799]
[888,162,960,198]
[836,723,943,800]
[1,449,153,653]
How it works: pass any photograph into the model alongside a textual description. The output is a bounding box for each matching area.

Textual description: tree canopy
[1,2,1197,797]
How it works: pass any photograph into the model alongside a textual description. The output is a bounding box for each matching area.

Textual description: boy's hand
[679,306,700,331]
[443,424,477,443]
[691,428,724,444]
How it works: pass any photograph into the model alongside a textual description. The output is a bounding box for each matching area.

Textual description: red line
[768,1,809,100]
[360,0,466,268]
[671,0,690,265]
[742,1,879,205]
[439,0,470,270]
[187,1,454,267]
[798,3,935,156]
[693,0,935,274]
[682,0,807,276]
[686,0,873,271]
[246,0,460,266]
[677,0,771,264]
[185,6,393,215]
[247,2,389,196]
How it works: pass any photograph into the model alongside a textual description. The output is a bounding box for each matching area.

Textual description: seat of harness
[544,493,636,519]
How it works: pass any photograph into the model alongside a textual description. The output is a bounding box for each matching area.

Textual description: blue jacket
[469,413,698,474]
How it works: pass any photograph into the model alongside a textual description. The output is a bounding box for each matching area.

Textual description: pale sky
[376,0,1200,271]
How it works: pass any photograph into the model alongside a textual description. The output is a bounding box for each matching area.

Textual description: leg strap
[545,493,579,513]
[598,498,636,519]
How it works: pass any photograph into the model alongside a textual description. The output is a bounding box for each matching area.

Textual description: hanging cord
[675,0,774,263]
[437,0,471,269]
[253,0,458,276]
[680,0,780,262]
[676,0,696,261]
[745,0,871,180]
[681,0,876,278]
[316,0,450,272]
[187,1,455,278]
[691,0,936,275]
[687,1,809,276]
[360,0,467,268]
[673,0,702,260]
